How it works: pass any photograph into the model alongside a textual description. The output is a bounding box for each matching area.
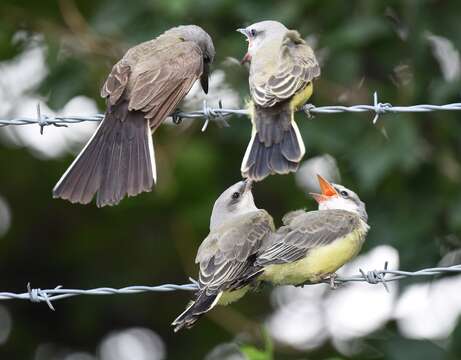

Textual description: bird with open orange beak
[253,174,369,287]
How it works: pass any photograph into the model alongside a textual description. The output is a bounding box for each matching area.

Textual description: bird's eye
[231,192,240,200]
[204,55,210,63]
[340,190,349,198]
[250,29,257,37]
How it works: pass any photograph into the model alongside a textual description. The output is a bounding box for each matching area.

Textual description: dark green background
[1,0,461,359]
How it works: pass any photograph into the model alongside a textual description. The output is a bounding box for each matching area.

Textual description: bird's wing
[281,209,306,225]
[251,30,320,108]
[256,210,360,265]
[100,60,131,106]
[196,210,274,293]
[101,40,203,129]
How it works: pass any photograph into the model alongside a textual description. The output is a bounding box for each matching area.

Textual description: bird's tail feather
[172,290,221,332]
[52,100,155,207]
[241,103,305,181]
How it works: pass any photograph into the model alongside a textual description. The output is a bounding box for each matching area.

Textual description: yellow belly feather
[290,82,313,111]
[218,286,250,306]
[215,221,367,304]
[261,225,367,286]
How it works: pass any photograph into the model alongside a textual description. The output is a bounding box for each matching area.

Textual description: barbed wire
[1,264,459,310]
[1,93,461,134]
[1,93,460,307]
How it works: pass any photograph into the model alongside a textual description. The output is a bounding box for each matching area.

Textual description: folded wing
[256,210,360,266]
[196,210,274,293]
[251,30,320,108]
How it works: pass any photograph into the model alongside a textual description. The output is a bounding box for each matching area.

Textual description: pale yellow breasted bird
[237,21,320,181]
[172,179,274,331]
[255,175,369,286]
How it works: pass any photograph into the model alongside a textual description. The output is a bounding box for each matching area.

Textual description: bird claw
[328,273,338,289]
[172,110,183,125]
[303,103,315,119]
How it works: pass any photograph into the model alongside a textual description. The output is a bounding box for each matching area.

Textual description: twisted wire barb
[0,265,459,310]
[1,93,461,134]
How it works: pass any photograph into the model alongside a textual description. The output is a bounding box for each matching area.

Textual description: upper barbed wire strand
[1,93,461,134]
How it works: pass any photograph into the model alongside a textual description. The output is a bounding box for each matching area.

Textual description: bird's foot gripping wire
[171,109,183,125]
[303,103,316,119]
[295,273,340,289]
[327,273,339,290]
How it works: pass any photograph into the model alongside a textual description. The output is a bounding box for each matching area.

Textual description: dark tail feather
[241,103,305,181]
[52,100,155,207]
[172,290,221,332]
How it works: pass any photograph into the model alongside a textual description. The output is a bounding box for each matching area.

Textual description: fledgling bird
[172,179,274,331]
[53,25,215,207]
[237,21,320,181]
[255,175,369,286]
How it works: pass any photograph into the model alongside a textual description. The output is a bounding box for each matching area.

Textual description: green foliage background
[1,0,461,359]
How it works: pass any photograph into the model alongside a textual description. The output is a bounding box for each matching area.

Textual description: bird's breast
[262,223,368,285]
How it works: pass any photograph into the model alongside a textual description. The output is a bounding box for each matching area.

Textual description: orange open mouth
[309,175,338,203]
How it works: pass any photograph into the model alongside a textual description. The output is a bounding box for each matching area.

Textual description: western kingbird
[172,179,274,331]
[255,175,369,286]
[53,25,215,207]
[237,21,320,181]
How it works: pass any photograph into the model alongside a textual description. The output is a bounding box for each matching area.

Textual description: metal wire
[0,265,459,310]
[1,93,460,306]
[1,93,461,134]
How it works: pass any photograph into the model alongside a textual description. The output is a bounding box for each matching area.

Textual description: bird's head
[210,179,257,230]
[174,25,215,94]
[310,175,368,222]
[237,20,287,64]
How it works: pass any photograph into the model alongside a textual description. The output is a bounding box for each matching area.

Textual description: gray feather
[53,99,155,207]
[172,290,220,332]
[256,209,364,266]
[196,210,274,291]
[241,102,303,181]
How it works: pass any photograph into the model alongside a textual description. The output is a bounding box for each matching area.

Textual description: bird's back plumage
[258,209,366,265]
[54,26,210,206]
[250,31,319,108]
[242,30,320,181]
[256,209,369,285]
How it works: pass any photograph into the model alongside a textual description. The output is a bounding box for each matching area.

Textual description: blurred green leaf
[1,0,461,359]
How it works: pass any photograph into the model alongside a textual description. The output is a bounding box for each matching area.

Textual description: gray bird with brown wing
[53,25,215,207]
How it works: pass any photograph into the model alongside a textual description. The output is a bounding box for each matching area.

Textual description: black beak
[200,62,210,94]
